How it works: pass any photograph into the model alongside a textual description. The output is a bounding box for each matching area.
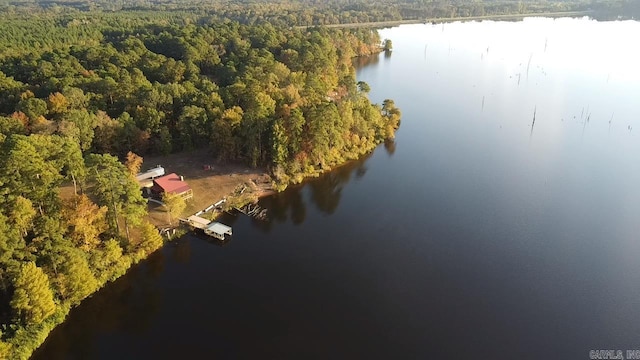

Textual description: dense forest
[1,0,638,25]
[0,18,401,176]
[0,5,402,359]
[0,0,636,358]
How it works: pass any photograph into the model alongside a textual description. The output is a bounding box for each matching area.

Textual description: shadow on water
[353,50,391,68]
[253,152,373,233]
[172,235,191,263]
[352,53,380,68]
[384,138,397,156]
[32,251,166,360]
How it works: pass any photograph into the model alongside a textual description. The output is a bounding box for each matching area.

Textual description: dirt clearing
[141,149,273,227]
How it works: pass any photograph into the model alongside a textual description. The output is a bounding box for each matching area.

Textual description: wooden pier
[194,199,226,217]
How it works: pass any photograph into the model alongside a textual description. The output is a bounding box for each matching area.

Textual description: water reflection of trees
[384,139,396,156]
[353,53,380,69]
[308,152,373,215]
[172,236,191,263]
[255,152,373,231]
[31,252,165,360]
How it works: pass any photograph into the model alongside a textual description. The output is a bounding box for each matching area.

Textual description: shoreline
[296,10,593,29]
[23,45,394,360]
[148,135,387,236]
[27,142,381,360]
[23,30,393,360]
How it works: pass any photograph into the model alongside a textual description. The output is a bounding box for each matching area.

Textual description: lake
[34,17,640,359]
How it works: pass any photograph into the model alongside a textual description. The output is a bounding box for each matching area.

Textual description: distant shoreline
[296,10,593,29]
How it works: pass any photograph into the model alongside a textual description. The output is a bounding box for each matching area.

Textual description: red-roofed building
[151,173,193,200]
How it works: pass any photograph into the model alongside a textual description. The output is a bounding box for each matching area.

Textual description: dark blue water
[34,18,640,359]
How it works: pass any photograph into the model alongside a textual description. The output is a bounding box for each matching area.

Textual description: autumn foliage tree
[62,195,108,251]
[162,192,187,225]
[125,151,143,176]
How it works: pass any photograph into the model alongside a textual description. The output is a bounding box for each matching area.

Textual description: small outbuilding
[137,165,165,190]
[136,165,165,182]
[151,173,193,201]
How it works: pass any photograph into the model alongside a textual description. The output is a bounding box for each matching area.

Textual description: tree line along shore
[297,10,595,29]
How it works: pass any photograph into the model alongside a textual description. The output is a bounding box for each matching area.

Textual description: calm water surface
[34,18,640,359]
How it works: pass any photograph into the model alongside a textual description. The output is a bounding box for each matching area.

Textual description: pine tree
[54,248,98,305]
[131,222,164,261]
[10,262,57,325]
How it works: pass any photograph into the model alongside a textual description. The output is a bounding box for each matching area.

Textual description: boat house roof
[205,222,233,236]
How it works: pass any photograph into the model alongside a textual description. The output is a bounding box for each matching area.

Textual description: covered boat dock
[204,222,233,241]
[183,215,232,241]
